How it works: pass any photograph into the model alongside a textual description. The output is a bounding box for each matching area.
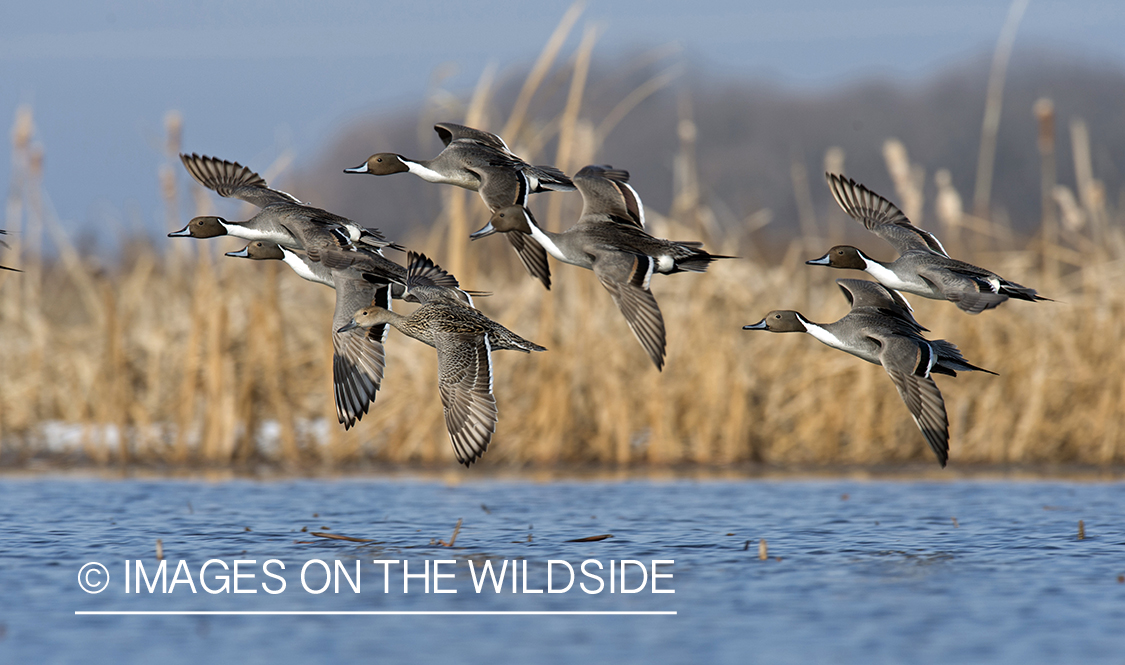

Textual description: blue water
[1,477,1122,664]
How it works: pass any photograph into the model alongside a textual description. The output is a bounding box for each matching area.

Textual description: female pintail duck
[471,165,732,371]
[337,252,546,466]
[807,173,1048,314]
[344,123,575,289]
[171,154,402,254]
[226,242,483,429]
[743,279,995,467]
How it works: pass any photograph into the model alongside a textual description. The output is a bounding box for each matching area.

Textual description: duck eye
[375,157,383,163]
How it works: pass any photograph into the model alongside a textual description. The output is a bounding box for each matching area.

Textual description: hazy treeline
[309,47,1125,246]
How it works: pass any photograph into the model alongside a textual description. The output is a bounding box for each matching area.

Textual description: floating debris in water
[759,539,768,560]
[186,501,193,514]
[951,517,959,528]
[841,494,850,501]
[156,539,163,561]
[300,526,307,532]
[566,534,614,542]
[725,532,735,536]
[244,527,251,532]
[743,540,750,551]
[311,532,373,543]
[1078,520,1086,540]
[437,518,463,547]
[480,504,491,514]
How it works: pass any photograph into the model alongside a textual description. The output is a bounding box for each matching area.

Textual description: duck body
[743,279,994,467]
[809,173,1048,313]
[338,252,545,466]
[345,123,574,289]
[472,165,732,370]
[172,153,401,254]
[225,241,396,429]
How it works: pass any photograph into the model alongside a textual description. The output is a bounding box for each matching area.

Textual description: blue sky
[3,0,1125,237]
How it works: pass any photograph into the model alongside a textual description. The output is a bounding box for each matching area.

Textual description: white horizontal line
[75,610,676,616]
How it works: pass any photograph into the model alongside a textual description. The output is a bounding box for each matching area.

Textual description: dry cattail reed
[2,9,1124,471]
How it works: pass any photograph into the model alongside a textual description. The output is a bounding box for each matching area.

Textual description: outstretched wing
[505,231,551,290]
[593,252,666,370]
[876,334,950,467]
[434,331,499,466]
[434,122,511,152]
[826,173,949,257]
[836,278,922,329]
[574,165,645,228]
[330,281,390,429]
[404,251,478,306]
[180,153,302,208]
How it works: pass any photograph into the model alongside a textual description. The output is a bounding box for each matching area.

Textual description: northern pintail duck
[227,242,482,429]
[0,230,18,272]
[171,154,402,254]
[743,278,995,467]
[807,174,1048,313]
[345,123,575,289]
[337,252,546,466]
[226,241,391,429]
[471,165,732,370]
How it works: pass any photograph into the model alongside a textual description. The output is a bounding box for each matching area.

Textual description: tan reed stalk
[883,138,925,225]
[596,63,682,144]
[445,62,497,281]
[934,169,964,258]
[1034,98,1059,286]
[501,1,585,142]
[545,23,598,226]
[789,156,820,252]
[973,0,1029,217]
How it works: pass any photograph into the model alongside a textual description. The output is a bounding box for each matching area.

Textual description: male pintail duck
[743,278,995,467]
[0,230,19,272]
[172,154,402,254]
[471,165,732,370]
[807,173,1048,313]
[337,252,546,466]
[227,242,483,429]
[226,241,391,429]
[345,123,575,289]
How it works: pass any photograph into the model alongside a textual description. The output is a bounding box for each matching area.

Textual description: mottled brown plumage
[338,252,545,466]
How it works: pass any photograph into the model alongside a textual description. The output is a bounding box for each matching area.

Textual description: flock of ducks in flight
[159,122,1046,468]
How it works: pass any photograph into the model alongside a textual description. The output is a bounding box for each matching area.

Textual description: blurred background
[1,0,1123,470]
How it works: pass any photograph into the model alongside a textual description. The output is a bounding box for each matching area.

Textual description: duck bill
[168,226,193,237]
[469,222,497,240]
[225,247,251,258]
[805,253,831,266]
[343,163,370,174]
[336,320,359,333]
[742,320,769,330]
